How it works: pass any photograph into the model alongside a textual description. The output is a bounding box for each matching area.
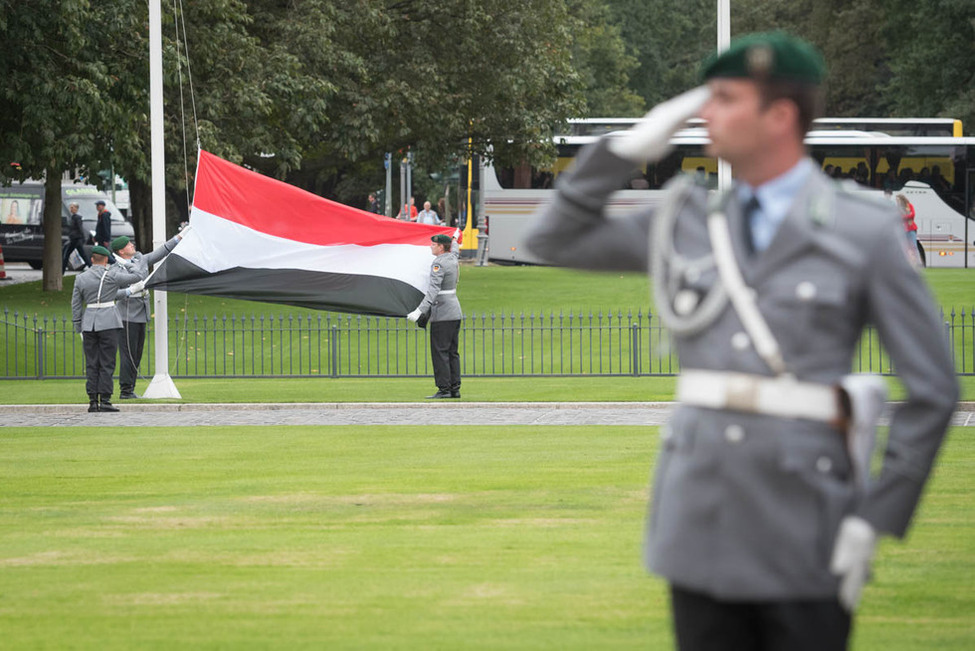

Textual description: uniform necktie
[742,195,760,256]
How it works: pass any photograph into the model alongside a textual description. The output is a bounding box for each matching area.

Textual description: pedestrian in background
[527,31,956,651]
[62,202,91,272]
[94,199,112,249]
[896,193,920,265]
[416,200,442,225]
[367,193,381,214]
[407,233,462,399]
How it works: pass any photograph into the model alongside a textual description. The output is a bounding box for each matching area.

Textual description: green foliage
[567,0,644,116]
[883,0,975,133]
[604,0,715,107]
[607,0,971,128]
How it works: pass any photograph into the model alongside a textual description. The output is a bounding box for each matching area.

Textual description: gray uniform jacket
[417,251,462,322]
[71,264,144,333]
[526,138,958,601]
[114,236,180,323]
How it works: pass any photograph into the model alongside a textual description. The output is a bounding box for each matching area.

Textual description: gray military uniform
[71,263,144,400]
[526,138,958,600]
[418,250,463,395]
[418,251,462,322]
[114,236,180,323]
[72,264,143,333]
[113,235,180,396]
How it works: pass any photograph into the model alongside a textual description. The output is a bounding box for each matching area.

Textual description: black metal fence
[1,307,972,379]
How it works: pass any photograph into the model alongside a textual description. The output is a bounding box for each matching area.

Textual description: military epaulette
[808,191,833,228]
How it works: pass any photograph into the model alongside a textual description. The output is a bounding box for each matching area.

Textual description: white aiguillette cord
[707,211,788,376]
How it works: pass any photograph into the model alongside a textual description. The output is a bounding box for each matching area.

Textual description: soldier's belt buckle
[725,376,759,412]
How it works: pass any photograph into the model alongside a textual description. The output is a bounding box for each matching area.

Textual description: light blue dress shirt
[736,158,815,252]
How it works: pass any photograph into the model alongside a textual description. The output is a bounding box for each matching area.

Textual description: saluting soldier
[110,233,182,399]
[71,245,144,412]
[407,233,462,399]
[526,32,957,651]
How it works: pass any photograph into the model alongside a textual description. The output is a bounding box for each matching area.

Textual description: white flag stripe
[181,208,436,292]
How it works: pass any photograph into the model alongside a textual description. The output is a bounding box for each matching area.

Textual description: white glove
[127,279,146,294]
[406,308,422,322]
[829,515,878,611]
[607,86,711,164]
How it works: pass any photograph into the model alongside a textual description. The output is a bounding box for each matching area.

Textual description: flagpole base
[141,373,182,400]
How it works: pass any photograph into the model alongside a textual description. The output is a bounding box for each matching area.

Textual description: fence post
[35,328,44,379]
[330,324,339,378]
[630,323,640,376]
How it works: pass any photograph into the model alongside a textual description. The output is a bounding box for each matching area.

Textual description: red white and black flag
[147,150,460,316]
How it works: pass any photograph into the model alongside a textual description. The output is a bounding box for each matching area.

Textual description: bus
[563,117,964,138]
[482,122,975,268]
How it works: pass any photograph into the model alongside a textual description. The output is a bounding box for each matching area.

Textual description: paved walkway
[1,402,972,428]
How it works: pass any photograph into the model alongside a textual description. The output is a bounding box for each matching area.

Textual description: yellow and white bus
[482,120,975,268]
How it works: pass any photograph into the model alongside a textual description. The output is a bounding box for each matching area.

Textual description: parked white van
[0,181,135,269]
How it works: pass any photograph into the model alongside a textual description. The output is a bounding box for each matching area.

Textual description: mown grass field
[1,265,971,318]
[1,424,972,650]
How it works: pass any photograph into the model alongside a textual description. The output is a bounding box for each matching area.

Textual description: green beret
[431,234,452,247]
[701,31,826,84]
[91,245,111,257]
[111,235,130,251]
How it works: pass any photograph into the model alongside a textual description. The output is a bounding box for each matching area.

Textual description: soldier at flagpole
[526,31,957,650]
[407,233,463,399]
[110,233,182,399]
[71,246,145,412]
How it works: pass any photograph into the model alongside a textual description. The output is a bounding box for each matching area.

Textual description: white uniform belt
[86,302,116,309]
[438,289,456,295]
[677,370,839,422]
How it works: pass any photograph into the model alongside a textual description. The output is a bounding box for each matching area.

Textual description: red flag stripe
[193,150,459,248]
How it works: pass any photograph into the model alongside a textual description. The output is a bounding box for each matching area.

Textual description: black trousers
[670,585,851,651]
[429,320,461,392]
[118,321,146,393]
[83,329,119,397]
[62,237,91,272]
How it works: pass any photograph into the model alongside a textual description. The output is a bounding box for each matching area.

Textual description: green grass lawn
[1,424,971,650]
[1,265,969,318]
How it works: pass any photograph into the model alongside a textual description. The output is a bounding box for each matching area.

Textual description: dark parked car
[0,181,135,269]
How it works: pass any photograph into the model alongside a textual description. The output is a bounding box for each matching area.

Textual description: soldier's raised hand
[608,86,711,165]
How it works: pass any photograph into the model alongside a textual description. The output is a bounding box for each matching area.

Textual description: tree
[735,0,893,117]
[0,0,109,291]
[883,0,975,134]
[567,0,644,116]
[604,0,715,108]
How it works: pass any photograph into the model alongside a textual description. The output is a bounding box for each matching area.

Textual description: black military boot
[426,390,452,399]
[99,394,120,412]
[88,394,100,413]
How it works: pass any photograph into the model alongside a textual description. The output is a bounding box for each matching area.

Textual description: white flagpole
[142,0,181,399]
[716,0,732,192]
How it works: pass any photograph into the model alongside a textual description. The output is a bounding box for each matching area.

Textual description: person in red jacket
[896,193,920,265]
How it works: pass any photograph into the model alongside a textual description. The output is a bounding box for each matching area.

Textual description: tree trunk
[42,171,63,292]
[129,177,151,253]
